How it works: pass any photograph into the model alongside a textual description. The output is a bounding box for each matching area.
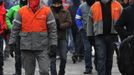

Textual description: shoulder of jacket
[10,5,19,10]
[41,5,52,16]
[79,2,86,8]
[42,5,51,10]
[91,1,100,10]
[18,6,29,16]
[42,5,51,13]
[19,6,28,11]
[92,1,100,7]
[15,5,20,8]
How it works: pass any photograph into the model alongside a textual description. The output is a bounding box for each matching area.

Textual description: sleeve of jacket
[6,8,14,30]
[47,11,57,46]
[87,8,94,36]
[75,7,83,30]
[60,10,72,29]
[9,12,21,45]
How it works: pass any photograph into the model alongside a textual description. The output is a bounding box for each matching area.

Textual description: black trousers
[0,36,3,75]
[15,37,21,75]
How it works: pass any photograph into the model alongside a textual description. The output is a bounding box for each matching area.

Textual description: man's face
[28,0,39,8]
[52,2,62,7]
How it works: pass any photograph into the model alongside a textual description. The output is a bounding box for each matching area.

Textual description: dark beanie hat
[19,0,28,7]
[85,0,95,6]
[72,0,81,7]
[52,0,62,4]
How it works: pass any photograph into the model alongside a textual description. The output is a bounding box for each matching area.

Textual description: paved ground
[3,53,121,75]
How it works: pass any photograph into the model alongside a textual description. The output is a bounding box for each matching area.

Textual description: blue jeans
[50,39,68,75]
[79,29,92,72]
[94,35,117,75]
[0,36,3,75]
[66,28,75,53]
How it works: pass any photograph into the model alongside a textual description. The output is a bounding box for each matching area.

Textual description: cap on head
[20,0,28,7]
[72,0,81,6]
[85,0,95,6]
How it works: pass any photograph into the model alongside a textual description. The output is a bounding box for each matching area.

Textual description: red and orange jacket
[19,6,50,32]
[9,4,57,50]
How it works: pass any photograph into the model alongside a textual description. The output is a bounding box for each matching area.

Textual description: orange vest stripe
[19,6,51,32]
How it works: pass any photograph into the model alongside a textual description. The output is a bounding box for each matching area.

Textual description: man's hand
[48,45,57,58]
[9,44,16,57]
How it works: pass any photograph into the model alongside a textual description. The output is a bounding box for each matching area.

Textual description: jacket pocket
[32,32,48,50]
[19,32,31,49]
[39,32,48,45]
[39,32,48,37]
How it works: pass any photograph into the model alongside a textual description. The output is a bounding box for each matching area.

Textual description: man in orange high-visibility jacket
[9,0,57,75]
[89,0,122,75]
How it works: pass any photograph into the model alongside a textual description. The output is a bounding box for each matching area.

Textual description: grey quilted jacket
[9,6,57,50]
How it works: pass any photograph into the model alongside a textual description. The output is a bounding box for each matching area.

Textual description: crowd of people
[0,0,134,75]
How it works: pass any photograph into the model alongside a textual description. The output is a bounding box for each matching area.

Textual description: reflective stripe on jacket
[90,1,122,36]
[9,5,57,50]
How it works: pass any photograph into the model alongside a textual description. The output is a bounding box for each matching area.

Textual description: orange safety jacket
[19,6,51,32]
[90,1,122,35]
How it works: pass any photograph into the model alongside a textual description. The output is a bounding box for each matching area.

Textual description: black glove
[9,43,16,58]
[48,45,57,58]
